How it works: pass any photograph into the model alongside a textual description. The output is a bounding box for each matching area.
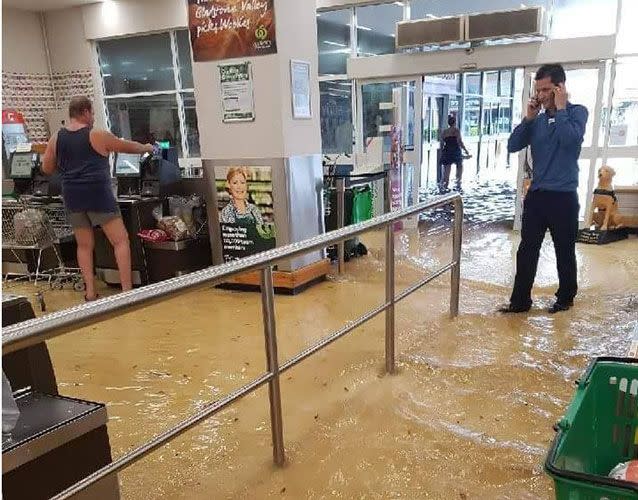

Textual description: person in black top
[439,115,470,191]
[42,96,153,300]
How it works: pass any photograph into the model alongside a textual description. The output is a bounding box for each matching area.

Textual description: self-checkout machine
[191,0,330,293]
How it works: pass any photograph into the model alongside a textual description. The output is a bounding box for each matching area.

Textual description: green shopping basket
[545,357,638,499]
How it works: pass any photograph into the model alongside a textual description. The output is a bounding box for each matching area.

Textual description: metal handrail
[2,193,463,500]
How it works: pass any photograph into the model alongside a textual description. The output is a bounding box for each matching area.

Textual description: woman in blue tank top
[42,96,153,301]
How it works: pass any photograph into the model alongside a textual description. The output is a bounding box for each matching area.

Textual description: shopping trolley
[2,201,84,310]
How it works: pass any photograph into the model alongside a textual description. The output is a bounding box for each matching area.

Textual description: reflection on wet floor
[8,179,638,499]
[420,179,518,227]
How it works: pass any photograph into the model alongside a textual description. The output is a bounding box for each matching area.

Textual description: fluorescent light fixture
[323,40,348,47]
[358,25,373,31]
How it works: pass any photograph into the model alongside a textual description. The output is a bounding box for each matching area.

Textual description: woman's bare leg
[101,217,132,291]
[74,227,96,299]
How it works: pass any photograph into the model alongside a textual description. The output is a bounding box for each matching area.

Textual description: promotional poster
[188,0,277,62]
[215,166,276,262]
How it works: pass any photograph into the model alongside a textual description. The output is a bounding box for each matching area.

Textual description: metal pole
[450,197,463,318]
[336,176,346,274]
[260,266,285,466]
[383,170,392,214]
[385,222,395,374]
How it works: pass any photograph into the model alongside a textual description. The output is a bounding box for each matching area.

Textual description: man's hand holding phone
[553,82,568,111]
[526,96,541,121]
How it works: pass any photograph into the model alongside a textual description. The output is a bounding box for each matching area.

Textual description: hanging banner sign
[219,61,255,122]
[188,0,277,62]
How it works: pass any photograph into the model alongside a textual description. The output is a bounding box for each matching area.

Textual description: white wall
[193,55,286,159]
[45,7,93,71]
[277,0,322,157]
[2,7,48,74]
[82,0,187,40]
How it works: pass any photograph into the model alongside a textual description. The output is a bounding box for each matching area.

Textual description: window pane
[498,100,513,134]
[608,158,638,186]
[563,68,599,147]
[485,72,499,97]
[319,81,353,155]
[362,81,415,151]
[176,30,194,89]
[617,0,638,55]
[462,97,481,137]
[107,94,182,157]
[356,3,403,57]
[464,73,481,95]
[499,70,513,97]
[551,0,617,39]
[608,57,638,147]
[182,92,201,157]
[410,0,548,19]
[99,33,175,95]
[317,9,351,75]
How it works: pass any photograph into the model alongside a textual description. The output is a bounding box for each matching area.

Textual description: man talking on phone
[500,64,588,314]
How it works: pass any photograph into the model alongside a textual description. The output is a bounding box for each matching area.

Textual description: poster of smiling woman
[215,166,276,262]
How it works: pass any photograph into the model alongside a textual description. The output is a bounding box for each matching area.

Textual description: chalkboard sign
[188,0,277,62]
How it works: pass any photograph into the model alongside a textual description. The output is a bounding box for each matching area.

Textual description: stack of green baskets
[546,357,638,499]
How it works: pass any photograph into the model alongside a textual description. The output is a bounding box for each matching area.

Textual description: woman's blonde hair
[226,166,249,184]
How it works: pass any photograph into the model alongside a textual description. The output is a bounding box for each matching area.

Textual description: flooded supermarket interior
[2,0,638,499]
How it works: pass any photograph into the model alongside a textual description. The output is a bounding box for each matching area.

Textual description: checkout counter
[2,294,120,499]
[2,150,75,277]
[96,148,211,286]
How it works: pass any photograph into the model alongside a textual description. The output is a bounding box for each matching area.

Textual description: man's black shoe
[548,301,573,314]
[498,304,531,314]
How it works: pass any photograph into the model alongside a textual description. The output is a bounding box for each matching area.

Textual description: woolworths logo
[255,25,268,40]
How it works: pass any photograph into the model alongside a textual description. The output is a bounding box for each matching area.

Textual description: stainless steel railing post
[336,176,346,274]
[450,197,463,318]
[385,223,396,374]
[260,266,285,466]
[383,170,391,214]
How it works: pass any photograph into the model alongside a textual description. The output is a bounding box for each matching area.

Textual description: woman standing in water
[439,115,470,191]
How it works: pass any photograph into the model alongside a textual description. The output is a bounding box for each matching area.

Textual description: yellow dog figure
[588,166,624,231]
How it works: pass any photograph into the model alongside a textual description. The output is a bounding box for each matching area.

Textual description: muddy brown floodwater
[8,218,638,499]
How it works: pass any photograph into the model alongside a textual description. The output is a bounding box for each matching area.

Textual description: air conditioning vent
[396,16,464,49]
[466,7,545,41]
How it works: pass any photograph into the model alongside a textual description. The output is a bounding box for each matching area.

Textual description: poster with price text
[219,62,255,122]
[215,166,276,262]
[188,0,277,62]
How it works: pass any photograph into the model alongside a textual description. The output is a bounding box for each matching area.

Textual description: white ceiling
[2,0,104,12]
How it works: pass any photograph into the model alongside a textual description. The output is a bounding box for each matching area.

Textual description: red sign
[2,109,25,125]
[188,0,277,62]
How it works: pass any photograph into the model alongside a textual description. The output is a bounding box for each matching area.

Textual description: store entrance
[421,70,523,190]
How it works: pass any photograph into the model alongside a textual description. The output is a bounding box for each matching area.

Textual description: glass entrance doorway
[421,69,523,191]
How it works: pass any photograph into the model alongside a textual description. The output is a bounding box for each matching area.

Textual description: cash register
[96,146,181,286]
[114,147,181,198]
[8,150,61,197]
